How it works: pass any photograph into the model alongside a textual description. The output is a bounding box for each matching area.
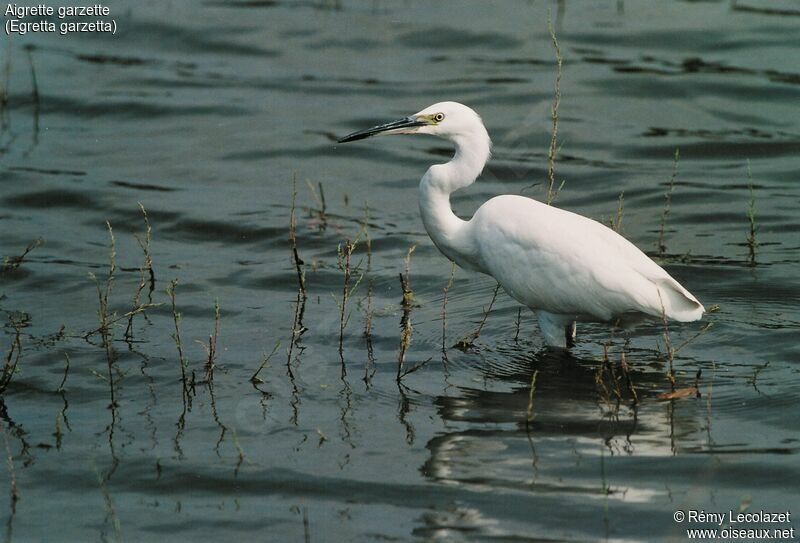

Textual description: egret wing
[471,195,702,321]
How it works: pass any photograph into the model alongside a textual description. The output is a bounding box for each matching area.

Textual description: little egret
[338,102,704,348]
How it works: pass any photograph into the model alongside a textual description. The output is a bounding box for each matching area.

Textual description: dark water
[1,1,798,541]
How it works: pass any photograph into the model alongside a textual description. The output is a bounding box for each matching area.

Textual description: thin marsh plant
[596,342,623,409]
[596,337,639,408]
[197,299,221,384]
[526,369,539,426]
[251,341,280,385]
[1,422,19,519]
[2,238,42,272]
[87,222,122,412]
[306,179,328,232]
[524,367,540,476]
[654,317,713,402]
[545,12,565,205]
[610,191,624,233]
[618,351,639,405]
[745,160,758,266]
[286,177,309,395]
[335,234,365,371]
[513,308,522,342]
[58,352,70,392]
[0,317,24,394]
[85,217,158,342]
[441,263,456,359]
[359,202,376,386]
[167,279,189,396]
[362,281,376,386]
[455,283,501,351]
[658,293,675,389]
[125,203,155,341]
[396,245,432,382]
[658,148,680,257]
[290,176,307,298]
[397,245,417,381]
[91,222,116,347]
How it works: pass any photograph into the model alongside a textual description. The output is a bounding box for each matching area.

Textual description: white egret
[338,102,704,348]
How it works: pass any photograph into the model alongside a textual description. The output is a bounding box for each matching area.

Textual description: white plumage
[339,101,704,348]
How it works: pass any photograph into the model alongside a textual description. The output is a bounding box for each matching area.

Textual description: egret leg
[536,310,574,349]
[565,321,577,348]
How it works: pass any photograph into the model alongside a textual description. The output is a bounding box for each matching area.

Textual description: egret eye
[434,113,445,122]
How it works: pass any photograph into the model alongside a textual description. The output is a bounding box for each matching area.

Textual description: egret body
[338,102,704,348]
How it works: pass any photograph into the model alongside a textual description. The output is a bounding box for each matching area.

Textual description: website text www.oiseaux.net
[674,509,795,541]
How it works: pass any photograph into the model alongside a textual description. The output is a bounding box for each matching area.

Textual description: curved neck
[418,128,490,270]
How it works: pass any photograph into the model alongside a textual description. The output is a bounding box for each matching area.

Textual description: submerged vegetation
[657,148,680,258]
[745,160,759,266]
[545,12,564,206]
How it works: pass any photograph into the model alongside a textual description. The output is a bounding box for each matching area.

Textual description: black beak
[337,116,426,143]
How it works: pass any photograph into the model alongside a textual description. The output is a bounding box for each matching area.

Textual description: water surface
[0,1,798,541]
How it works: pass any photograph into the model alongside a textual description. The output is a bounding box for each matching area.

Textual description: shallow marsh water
[0,1,799,541]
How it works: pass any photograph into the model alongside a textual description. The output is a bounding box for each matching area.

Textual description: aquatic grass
[525,369,539,425]
[395,245,432,382]
[656,292,676,391]
[87,222,122,415]
[198,299,221,384]
[250,341,280,385]
[596,343,624,407]
[440,263,456,359]
[168,279,191,458]
[545,12,564,206]
[125,203,155,341]
[747,361,770,393]
[0,317,23,394]
[306,179,328,232]
[397,244,417,381]
[96,467,122,542]
[84,218,159,342]
[230,428,245,475]
[57,352,70,392]
[94,222,116,344]
[524,367,540,477]
[335,235,365,371]
[53,411,64,450]
[337,239,354,361]
[672,322,714,356]
[358,202,376,385]
[1,238,42,272]
[657,149,680,257]
[167,279,189,395]
[362,281,376,386]
[454,283,500,351]
[745,160,758,266]
[513,308,522,342]
[286,178,308,412]
[610,191,624,233]
[291,177,307,298]
[596,329,638,407]
[618,352,639,404]
[1,423,19,521]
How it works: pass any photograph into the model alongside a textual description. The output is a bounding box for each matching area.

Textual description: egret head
[338,101,487,143]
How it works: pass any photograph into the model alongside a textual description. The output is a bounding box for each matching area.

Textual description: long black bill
[338,116,425,143]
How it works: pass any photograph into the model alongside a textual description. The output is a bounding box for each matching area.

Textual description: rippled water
[1,1,798,541]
